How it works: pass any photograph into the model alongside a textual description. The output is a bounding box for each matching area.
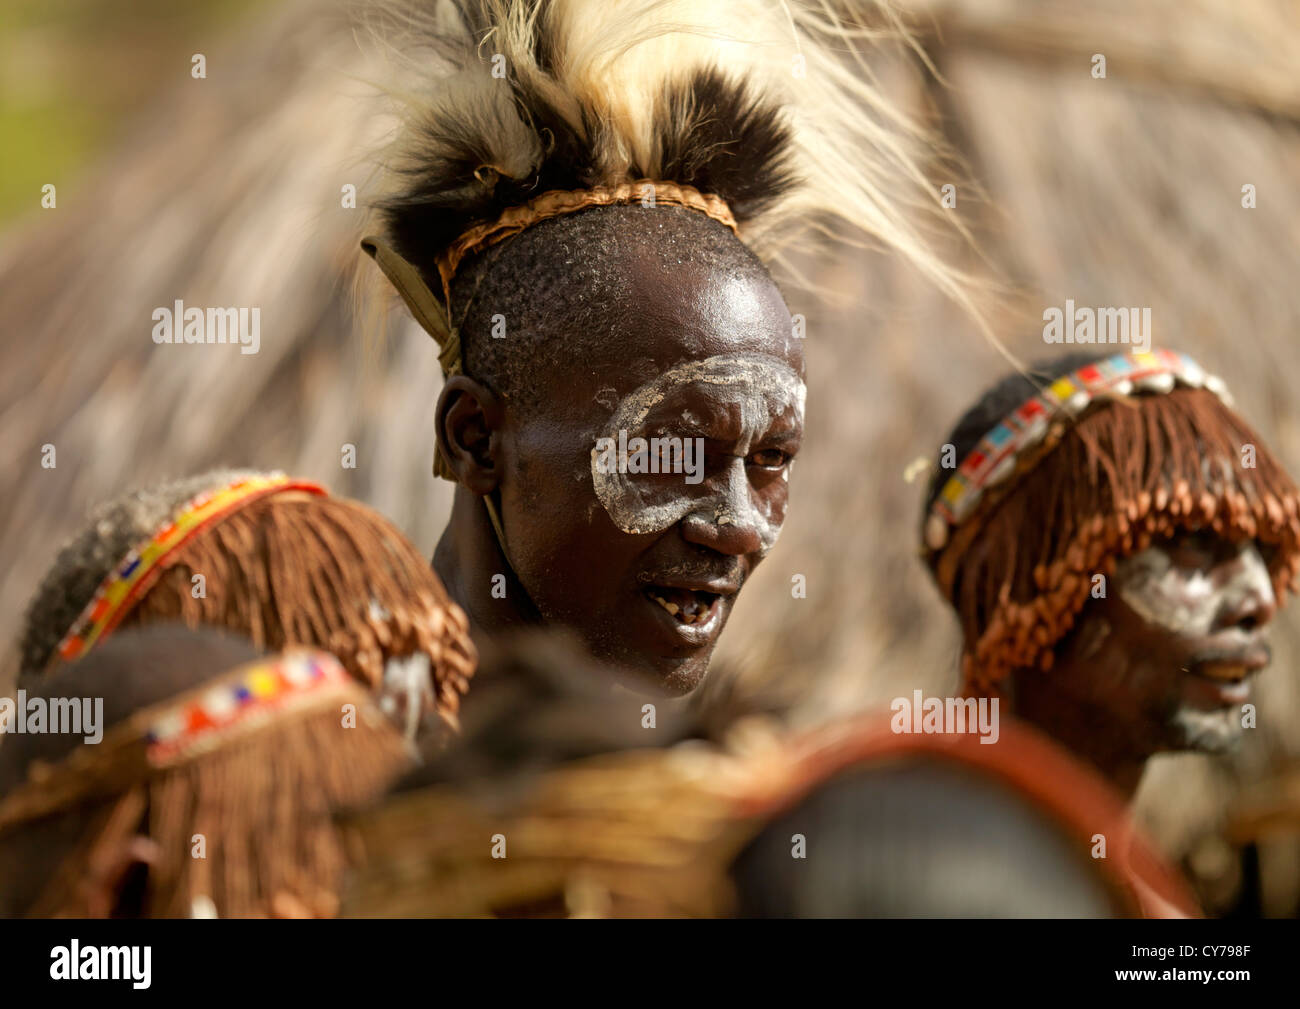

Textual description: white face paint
[1113,538,1276,753]
[590,353,805,550]
[1116,541,1273,637]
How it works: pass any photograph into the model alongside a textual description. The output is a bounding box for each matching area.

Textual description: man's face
[1051,528,1278,755]
[494,247,803,695]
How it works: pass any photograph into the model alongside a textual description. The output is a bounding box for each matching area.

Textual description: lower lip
[1182,672,1252,708]
[640,591,724,648]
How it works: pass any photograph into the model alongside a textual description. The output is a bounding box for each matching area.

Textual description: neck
[433,487,537,647]
[1010,680,1149,803]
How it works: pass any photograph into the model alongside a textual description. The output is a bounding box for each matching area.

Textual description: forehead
[571,245,802,387]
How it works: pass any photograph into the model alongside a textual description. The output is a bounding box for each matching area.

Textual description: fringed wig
[0,627,411,918]
[19,470,476,738]
[356,0,982,475]
[921,349,1300,697]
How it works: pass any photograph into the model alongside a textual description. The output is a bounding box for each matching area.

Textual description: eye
[1166,529,1222,569]
[748,448,791,470]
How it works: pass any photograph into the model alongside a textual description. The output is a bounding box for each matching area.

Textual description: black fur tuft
[377,23,795,295]
[652,68,797,225]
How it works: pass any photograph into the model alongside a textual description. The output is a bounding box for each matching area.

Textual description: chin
[573,613,721,697]
[589,644,712,697]
[1169,707,1246,754]
[656,657,712,696]
[623,656,712,697]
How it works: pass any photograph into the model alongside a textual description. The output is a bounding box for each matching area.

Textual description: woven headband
[922,349,1232,558]
[0,650,360,831]
[52,474,327,668]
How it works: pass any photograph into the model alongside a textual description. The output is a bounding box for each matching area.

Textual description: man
[419,207,806,698]
[357,0,977,696]
[921,348,1300,800]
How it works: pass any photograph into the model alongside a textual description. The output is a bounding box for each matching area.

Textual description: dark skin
[434,240,803,696]
[1011,527,1278,800]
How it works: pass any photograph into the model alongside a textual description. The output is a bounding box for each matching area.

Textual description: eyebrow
[757,427,802,445]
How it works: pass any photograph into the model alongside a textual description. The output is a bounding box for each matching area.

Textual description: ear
[436,375,505,495]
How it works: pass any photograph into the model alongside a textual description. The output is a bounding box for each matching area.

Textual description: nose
[679,458,764,556]
[1216,544,1277,633]
[680,509,763,555]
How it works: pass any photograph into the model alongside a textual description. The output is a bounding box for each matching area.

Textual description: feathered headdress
[356,0,982,442]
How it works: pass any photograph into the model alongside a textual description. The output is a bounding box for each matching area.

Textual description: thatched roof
[3,0,1299,912]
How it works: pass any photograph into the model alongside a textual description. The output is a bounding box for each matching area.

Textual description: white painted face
[589,353,806,551]
[1116,541,1274,639]
[1107,535,1277,752]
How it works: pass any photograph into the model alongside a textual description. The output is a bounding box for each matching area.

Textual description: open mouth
[644,585,723,626]
[1182,656,1266,707]
[1191,661,1254,684]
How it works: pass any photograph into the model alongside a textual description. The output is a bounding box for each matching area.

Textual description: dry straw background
[1,0,1298,913]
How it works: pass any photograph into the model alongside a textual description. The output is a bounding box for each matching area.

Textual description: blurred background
[2,0,1299,914]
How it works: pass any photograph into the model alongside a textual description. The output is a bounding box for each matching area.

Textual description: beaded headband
[143,649,352,766]
[53,474,327,667]
[922,349,1232,556]
[0,649,362,831]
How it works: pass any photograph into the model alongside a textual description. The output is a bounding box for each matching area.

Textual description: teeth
[649,593,679,616]
[648,589,712,626]
[1197,663,1249,683]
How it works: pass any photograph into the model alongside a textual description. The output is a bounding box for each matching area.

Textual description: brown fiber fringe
[930,389,1300,697]
[118,495,476,726]
[30,704,410,918]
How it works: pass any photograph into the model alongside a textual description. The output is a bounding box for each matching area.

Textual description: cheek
[504,421,637,594]
[1060,614,1132,700]
[593,462,700,536]
[747,477,790,552]
[760,475,790,523]
[507,424,590,543]
[1115,550,1218,637]
[590,354,804,541]
[1057,606,1179,711]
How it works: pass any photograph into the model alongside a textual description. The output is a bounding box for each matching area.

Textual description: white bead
[1065,390,1091,415]
[1136,371,1176,394]
[924,513,949,551]
[986,455,1017,487]
[201,687,237,720]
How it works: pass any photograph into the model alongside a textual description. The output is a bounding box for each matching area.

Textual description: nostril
[680,510,762,556]
[1238,614,1259,632]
